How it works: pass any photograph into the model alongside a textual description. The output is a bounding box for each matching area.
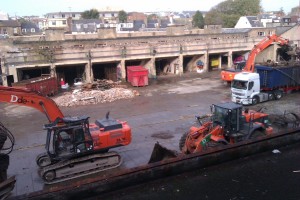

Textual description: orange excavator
[0,86,131,184]
[220,34,289,84]
[179,102,273,154]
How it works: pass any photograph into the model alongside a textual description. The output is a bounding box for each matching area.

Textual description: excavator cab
[44,116,94,161]
[212,102,244,136]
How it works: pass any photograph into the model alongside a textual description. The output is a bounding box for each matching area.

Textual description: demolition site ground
[0,70,299,199]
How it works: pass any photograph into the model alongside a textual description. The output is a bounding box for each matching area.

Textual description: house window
[31,28,36,32]
[52,21,56,25]
[72,14,75,17]
[62,14,65,18]
[112,13,114,17]
[3,29,7,34]
[63,20,66,25]
[22,29,26,33]
[13,28,18,34]
[258,32,265,36]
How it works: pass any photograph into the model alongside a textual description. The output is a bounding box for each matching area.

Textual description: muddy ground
[0,70,299,198]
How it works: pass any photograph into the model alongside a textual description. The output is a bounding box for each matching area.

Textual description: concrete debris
[53,80,139,107]
[272,149,281,154]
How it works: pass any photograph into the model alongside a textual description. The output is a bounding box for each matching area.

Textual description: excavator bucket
[148,142,178,163]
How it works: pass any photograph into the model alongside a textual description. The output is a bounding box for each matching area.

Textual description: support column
[228,51,233,69]
[143,57,156,79]
[84,62,92,83]
[218,55,222,70]
[120,59,126,81]
[178,54,183,75]
[50,63,56,77]
[203,51,209,72]
[0,57,6,86]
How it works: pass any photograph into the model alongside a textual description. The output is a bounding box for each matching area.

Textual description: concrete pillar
[143,57,156,79]
[84,62,92,83]
[120,59,126,81]
[203,52,209,72]
[50,63,56,77]
[218,54,222,69]
[273,43,278,61]
[228,51,233,69]
[178,54,183,75]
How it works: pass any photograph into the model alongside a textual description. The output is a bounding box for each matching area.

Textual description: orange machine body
[220,34,289,83]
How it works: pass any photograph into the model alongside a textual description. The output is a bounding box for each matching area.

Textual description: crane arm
[243,34,289,72]
[0,86,64,123]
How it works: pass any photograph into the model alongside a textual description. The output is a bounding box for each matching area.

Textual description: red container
[12,75,58,96]
[127,66,148,87]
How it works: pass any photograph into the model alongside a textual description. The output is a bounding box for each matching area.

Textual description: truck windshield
[232,80,247,90]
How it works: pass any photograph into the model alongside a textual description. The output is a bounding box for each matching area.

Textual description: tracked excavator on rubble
[179,102,274,154]
[0,86,131,184]
[221,34,289,84]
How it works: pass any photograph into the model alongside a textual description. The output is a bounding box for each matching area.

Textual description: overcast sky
[1,0,299,17]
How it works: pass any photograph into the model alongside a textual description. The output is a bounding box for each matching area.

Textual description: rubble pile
[83,79,118,90]
[53,80,140,107]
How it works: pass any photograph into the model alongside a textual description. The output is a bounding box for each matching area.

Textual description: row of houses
[0,10,194,36]
[0,9,299,37]
[235,12,300,29]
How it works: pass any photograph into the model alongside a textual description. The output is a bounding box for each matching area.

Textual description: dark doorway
[93,63,118,81]
[17,67,50,81]
[56,65,85,86]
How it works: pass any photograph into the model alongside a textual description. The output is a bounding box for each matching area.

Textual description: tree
[147,14,158,21]
[192,11,204,28]
[81,9,99,19]
[118,10,127,23]
[205,0,262,28]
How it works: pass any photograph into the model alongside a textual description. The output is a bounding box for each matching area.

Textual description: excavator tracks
[40,151,122,184]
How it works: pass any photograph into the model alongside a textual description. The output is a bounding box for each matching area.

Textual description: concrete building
[44,12,82,32]
[0,20,21,36]
[0,24,299,87]
[71,19,103,34]
[21,21,41,35]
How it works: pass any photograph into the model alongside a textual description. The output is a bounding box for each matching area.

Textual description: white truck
[231,65,300,105]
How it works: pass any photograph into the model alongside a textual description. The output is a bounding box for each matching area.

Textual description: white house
[235,16,263,28]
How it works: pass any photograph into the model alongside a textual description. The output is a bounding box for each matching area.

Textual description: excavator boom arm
[243,34,289,72]
[0,86,64,122]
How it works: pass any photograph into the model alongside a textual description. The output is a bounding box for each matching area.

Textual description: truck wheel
[252,96,259,105]
[274,91,283,100]
[179,132,188,151]
[250,130,266,139]
[268,93,274,100]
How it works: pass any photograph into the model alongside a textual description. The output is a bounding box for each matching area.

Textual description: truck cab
[231,72,260,105]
